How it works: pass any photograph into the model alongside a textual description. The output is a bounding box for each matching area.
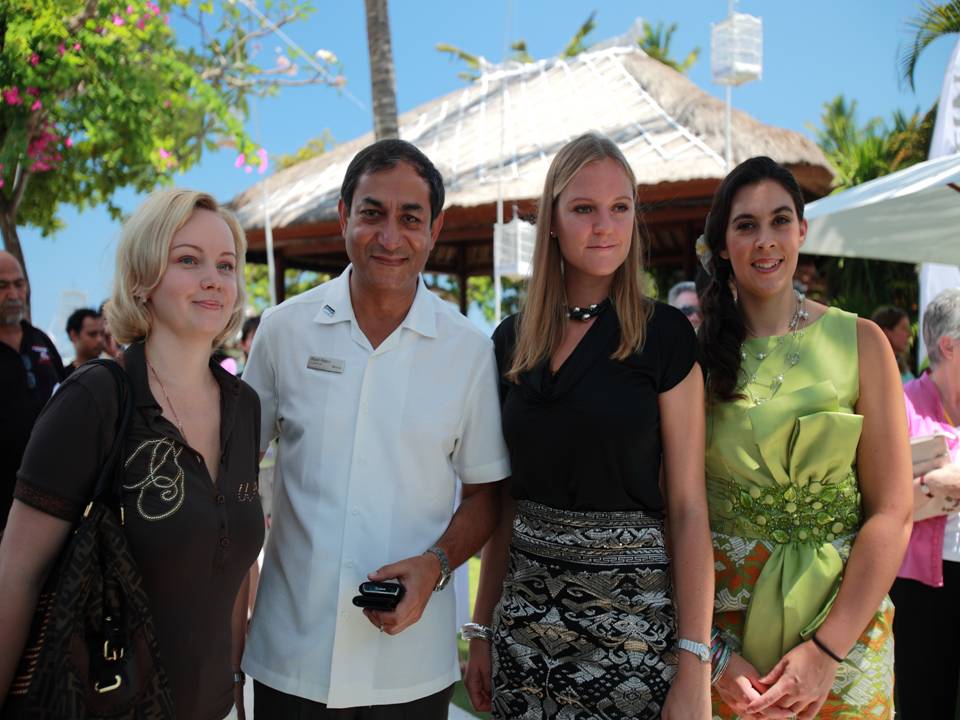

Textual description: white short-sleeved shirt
[241,269,510,708]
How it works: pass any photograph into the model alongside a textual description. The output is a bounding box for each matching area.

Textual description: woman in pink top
[892,287,960,718]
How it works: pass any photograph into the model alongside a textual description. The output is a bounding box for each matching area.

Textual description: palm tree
[364,0,399,140]
[639,20,699,74]
[436,12,597,82]
[810,95,929,318]
[899,0,960,90]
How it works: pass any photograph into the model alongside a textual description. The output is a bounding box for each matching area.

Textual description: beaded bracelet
[709,628,732,685]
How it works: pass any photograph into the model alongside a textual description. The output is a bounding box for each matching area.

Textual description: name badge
[307,356,345,374]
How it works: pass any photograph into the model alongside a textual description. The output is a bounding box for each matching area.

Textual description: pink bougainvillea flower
[147,1,160,14]
[31,161,52,173]
[163,14,169,24]
[25,87,39,97]
[257,148,269,174]
[65,136,74,148]
[58,43,66,56]
[0,179,4,188]
[73,42,82,51]
[137,18,146,30]
[30,100,41,111]
[244,166,253,174]
[3,87,21,105]
[234,154,246,168]
[162,99,171,108]
[112,15,125,26]
[158,148,171,159]
[127,4,134,13]
[29,53,39,66]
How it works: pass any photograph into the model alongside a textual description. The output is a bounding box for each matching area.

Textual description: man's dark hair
[66,308,100,337]
[241,315,261,343]
[340,139,445,223]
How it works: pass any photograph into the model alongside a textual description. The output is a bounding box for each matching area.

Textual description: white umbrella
[803,153,960,265]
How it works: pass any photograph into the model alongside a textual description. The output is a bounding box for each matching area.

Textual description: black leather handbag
[3,360,175,719]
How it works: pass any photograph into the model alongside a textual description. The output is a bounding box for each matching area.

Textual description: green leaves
[899,0,960,91]
[638,20,699,74]
[0,0,338,241]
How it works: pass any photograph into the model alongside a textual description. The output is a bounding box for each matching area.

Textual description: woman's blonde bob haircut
[507,133,651,382]
[106,188,247,348]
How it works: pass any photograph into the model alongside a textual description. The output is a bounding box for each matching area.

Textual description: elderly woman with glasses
[891,287,960,719]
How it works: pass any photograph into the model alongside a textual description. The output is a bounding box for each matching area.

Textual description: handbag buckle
[103,640,124,662]
[94,675,122,694]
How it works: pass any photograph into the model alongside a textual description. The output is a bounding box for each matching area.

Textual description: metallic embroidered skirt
[491,501,677,720]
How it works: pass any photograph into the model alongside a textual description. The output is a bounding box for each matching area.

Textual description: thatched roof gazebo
[231,44,833,307]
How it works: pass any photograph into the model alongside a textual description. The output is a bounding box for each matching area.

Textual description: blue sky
[19,0,956,352]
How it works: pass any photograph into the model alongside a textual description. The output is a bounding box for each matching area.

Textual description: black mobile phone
[351,581,405,611]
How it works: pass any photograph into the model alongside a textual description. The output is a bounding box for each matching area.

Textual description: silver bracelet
[460,622,494,642]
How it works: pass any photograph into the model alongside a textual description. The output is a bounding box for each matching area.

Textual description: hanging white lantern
[711,13,762,86]
[493,217,536,278]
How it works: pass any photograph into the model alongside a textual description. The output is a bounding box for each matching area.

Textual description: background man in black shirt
[0,251,64,529]
[63,307,105,376]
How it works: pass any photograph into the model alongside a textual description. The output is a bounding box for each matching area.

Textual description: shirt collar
[123,341,242,450]
[312,266,437,339]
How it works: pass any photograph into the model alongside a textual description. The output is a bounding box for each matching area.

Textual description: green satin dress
[706,307,894,719]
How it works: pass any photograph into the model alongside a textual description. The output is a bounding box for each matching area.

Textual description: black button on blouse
[493,301,697,514]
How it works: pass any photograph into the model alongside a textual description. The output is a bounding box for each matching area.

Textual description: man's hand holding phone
[359,553,443,635]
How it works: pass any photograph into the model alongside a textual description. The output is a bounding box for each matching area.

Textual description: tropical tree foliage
[436,12,597,82]
[437,13,699,82]
[639,21,699,74]
[274,129,334,171]
[899,0,960,89]
[811,96,934,189]
[809,95,935,319]
[245,263,330,313]
[0,0,342,310]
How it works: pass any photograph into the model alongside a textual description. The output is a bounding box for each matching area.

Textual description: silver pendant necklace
[739,290,809,405]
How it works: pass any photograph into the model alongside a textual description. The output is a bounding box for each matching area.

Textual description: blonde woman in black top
[0,189,264,719]
[464,134,713,719]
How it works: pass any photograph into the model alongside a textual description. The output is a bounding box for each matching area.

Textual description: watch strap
[425,545,451,591]
[677,638,711,663]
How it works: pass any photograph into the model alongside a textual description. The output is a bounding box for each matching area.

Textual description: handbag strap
[87,359,135,503]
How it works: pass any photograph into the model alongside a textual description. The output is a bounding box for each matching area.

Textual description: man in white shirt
[241,139,510,718]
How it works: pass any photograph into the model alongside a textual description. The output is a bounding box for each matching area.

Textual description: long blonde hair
[106,188,247,348]
[507,133,651,382]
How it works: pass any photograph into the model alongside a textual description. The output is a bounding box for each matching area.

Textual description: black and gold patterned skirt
[491,501,677,720]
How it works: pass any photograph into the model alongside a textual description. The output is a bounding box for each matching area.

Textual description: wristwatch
[677,638,711,663]
[425,545,451,591]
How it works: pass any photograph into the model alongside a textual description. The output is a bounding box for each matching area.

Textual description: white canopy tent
[803,153,960,265]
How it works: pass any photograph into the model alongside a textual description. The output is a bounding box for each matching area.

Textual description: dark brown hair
[698,156,805,402]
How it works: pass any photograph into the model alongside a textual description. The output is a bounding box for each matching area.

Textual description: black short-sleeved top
[493,301,697,513]
[14,342,264,720]
[0,321,64,529]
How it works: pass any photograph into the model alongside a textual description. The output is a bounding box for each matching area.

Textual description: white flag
[919,36,960,365]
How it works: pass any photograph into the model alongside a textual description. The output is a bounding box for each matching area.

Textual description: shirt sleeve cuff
[13,479,83,522]
[458,458,511,485]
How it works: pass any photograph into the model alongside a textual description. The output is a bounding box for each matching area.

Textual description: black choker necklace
[566,298,610,321]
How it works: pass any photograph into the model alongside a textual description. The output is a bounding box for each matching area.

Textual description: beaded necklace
[739,290,809,406]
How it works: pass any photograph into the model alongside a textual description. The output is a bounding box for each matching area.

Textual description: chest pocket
[122,436,187,522]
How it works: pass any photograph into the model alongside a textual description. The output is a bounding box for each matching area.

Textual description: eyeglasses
[0,278,27,291]
[679,305,701,317]
[21,353,37,390]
